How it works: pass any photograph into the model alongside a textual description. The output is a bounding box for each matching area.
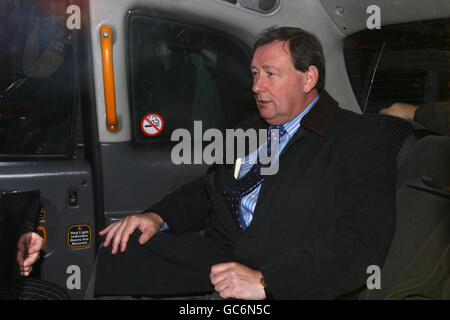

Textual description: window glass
[0,0,75,157]
[128,15,257,144]
[344,18,450,114]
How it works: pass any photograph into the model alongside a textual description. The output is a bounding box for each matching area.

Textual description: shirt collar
[237,90,339,137]
[281,94,320,139]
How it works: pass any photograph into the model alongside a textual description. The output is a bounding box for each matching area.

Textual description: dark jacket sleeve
[260,128,397,299]
[145,176,212,234]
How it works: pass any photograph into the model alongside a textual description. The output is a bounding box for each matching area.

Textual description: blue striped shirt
[237,95,319,229]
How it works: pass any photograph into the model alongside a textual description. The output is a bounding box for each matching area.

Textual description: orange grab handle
[99,25,119,132]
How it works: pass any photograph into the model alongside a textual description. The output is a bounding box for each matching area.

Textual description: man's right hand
[99,212,164,254]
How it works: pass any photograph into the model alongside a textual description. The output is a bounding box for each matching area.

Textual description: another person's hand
[17,232,43,277]
[379,102,418,121]
[99,212,164,254]
[210,262,266,300]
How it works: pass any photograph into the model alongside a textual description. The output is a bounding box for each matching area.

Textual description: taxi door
[88,0,261,227]
[0,0,95,299]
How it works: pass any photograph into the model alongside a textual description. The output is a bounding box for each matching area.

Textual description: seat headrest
[363,113,416,152]
[362,113,437,172]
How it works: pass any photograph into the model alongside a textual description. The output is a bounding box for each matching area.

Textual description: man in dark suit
[93,27,396,299]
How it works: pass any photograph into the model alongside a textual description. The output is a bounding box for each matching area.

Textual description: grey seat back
[360,134,450,299]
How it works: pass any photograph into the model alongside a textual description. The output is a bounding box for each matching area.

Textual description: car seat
[359,114,450,299]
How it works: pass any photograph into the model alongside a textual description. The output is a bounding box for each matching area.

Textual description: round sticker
[141,113,164,136]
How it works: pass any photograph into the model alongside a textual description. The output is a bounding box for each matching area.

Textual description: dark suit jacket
[149,91,397,299]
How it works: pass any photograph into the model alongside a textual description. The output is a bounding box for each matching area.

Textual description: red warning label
[141,113,164,136]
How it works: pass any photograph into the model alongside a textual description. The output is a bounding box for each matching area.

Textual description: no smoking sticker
[141,113,164,136]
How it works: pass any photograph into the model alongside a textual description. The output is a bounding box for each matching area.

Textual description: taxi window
[127,14,257,145]
[344,18,450,114]
[0,0,76,158]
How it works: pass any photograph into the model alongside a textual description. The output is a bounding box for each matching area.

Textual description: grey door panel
[101,143,208,224]
[0,160,95,299]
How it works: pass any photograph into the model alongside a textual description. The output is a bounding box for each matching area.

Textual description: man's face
[251,40,312,125]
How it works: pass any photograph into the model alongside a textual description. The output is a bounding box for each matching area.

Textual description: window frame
[125,9,255,148]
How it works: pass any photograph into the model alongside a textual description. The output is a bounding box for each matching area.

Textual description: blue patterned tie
[223,125,287,230]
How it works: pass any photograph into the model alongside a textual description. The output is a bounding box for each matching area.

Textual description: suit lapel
[213,91,339,206]
[247,91,340,230]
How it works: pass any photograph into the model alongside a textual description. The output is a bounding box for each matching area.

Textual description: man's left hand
[210,262,266,300]
[17,232,43,276]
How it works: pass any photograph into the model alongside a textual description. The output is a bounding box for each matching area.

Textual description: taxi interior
[0,0,448,299]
